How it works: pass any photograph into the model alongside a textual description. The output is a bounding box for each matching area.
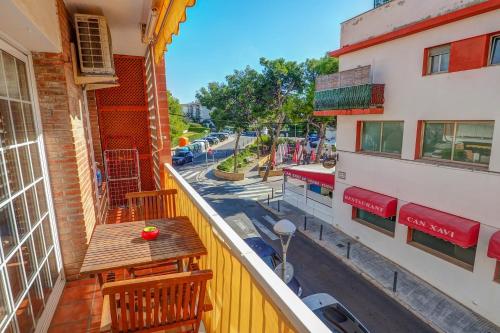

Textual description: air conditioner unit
[74,14,115,75]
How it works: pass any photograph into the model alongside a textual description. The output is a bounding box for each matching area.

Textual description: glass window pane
[32,226,45,264]
[440,53,450,72]
[39,261,53,300]
[10,101,26,144]
[381,122,403,154]
[0,153,7,202]
[0,272,10,324]
[3,319,16,333]
[4,148,22,193]
[13,194,29,239]
[15,293,34,333]
[18,146,33,186]
[422,122,454,160]
[15,59,30,102]
[0,53,7,97]
[20,237,37,280]
[41,217,53,252]
[357,209,395,233]
[430,56,440,73]
[0,99,15,147]
[29,144,42,180]
[22,103,36,142]
[35,182,47,217]
[491,37,500,65]
[25,187,38,227]
[0,204,17,256]
[361,122,381,152]
[2,52,20,100]
[6,251,25,301]
[48,250,59,286]
[453,122,493,165]
[28,279,44,322]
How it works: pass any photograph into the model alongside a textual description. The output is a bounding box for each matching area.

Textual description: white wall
[333,9,500,326]
[340,0,486,47]
[0,0,61,52]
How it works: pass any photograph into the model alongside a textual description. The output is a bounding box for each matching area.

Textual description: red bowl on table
[141,226,159,240]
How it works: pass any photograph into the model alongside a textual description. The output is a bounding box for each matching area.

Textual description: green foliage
[171,131,207,147]
[217,147,255,172]
[168,91,189,140]
[188,124,208,133]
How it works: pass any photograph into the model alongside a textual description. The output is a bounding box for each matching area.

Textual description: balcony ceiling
[65,0,153,56]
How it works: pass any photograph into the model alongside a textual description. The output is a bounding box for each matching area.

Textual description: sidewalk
[258,198,500,333]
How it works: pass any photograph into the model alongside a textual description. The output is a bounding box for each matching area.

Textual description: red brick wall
[87,90,103,166]
[154,57,172,186]
[32,0,97,280]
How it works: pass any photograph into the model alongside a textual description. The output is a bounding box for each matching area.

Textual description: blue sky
[165,0,373,103]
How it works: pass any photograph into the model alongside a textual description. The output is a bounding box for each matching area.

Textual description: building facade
[315,0,500,326]
[182,101,212,122]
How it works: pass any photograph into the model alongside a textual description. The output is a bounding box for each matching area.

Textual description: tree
[167,91,188,142]
[303,56,339,162]
[197,67,261,173]
[259,58,305,181]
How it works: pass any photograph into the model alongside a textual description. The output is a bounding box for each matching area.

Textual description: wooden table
[80,218,207,280]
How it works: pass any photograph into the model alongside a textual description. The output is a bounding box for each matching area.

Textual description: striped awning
[154,0,196,63]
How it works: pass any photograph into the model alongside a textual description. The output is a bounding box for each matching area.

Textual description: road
[173,135,436,333]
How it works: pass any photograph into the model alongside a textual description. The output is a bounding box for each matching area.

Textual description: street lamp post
[273,219,297,282]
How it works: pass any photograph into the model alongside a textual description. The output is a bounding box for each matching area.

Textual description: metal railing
[314,83,385,111]
[163,163,331,333]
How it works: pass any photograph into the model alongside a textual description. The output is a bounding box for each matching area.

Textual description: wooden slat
[137,287,144,328]
[161,286,168,324]
[109,295,119,332]
[182,282,190,320]
[153,287,160,327]
[125,190,177,222]
[189,282,199,319]
[176,283,183,322]
[128,288,136,330]
[145,287,152,327]
[169,285,176,323]
[120,291,127,332]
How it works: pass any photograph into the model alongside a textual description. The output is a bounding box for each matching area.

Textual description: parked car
[302,293,370,333]
[204,136,219,145]
[242,131,257,137]
[193,139,209,151]
[244,237,303,297]
[172,150,194,165]
[210,133,227,141]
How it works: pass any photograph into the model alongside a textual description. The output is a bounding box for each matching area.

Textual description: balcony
[48,163,331,333]
[314,66,384,116]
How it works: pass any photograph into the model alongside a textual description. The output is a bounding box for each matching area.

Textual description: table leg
[97,273,104,287]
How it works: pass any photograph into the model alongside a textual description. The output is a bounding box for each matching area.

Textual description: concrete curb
[256,200,446,333]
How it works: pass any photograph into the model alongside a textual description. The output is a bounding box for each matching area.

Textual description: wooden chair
[126,189,177,222]
[100,270,213,333]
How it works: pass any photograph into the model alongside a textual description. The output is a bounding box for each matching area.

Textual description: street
[174,135,436,333]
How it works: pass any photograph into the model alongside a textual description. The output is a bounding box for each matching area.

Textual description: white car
[302,293,370,333]
[193,139,209,151]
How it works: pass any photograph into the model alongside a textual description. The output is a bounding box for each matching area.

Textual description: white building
[315,0,500,326]
[181,101,211,122]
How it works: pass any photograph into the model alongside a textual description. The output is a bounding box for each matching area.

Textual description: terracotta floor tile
[48,320,88,333]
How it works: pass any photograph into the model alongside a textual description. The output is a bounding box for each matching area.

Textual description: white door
[0,40,63,332]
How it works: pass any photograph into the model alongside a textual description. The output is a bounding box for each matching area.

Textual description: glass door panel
[0,41,62,332]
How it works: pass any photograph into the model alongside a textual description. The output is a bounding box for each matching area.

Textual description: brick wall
[87,90,103,166]
[32,0,97,280]
[154,57,172,185]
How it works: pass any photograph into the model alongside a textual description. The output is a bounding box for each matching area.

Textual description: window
[427,45,450,74]
[360,121,403,155]
[409,229,476,269]
[421,121,494,166]
[353,208,396,236]
[494,262,500,283]
[490,35,500,66]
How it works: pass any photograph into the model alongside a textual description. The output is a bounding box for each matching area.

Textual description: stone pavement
[259,198,500,333]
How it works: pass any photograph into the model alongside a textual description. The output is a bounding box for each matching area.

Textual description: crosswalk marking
[251,218,278,240]
[179,170,200,180]
[263,215,277,226]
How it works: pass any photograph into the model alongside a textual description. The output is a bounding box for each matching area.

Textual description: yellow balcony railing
[163,163,330,333]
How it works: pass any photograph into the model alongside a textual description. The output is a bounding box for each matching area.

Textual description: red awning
[398,203,480,248]
[487,231,500,260]
[343,187,397,218]
[284,168,335,190]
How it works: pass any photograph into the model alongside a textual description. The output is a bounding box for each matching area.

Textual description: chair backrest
[101,270,213,333]
[126,189,177,221]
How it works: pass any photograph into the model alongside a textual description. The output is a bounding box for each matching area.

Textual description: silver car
[302,293,370,333]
